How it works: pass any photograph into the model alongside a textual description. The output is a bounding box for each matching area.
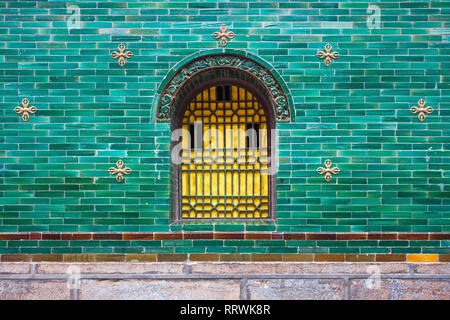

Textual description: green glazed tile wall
[0,0,449,237]
[0,239,448,255]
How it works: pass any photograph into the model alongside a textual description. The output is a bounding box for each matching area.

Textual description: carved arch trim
[154,50,293,123]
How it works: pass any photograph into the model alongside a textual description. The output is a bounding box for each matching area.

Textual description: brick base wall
[0,262,448,300]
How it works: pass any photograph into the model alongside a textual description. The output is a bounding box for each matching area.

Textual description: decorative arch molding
[153,49,294,123]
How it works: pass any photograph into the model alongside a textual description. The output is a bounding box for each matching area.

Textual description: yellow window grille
[180,85,270,219]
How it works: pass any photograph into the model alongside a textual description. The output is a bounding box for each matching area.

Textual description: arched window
[177,84,270,219]
[161,54,289,220]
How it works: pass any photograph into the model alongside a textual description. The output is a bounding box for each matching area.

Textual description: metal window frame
[171,76,277,222]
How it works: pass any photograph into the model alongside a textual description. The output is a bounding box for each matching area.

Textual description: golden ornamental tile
[212,24,235,47]
[317,43,339,66]
[110,43,134,67]
[317,159,340,182]
[410,98,433,121]
[109,160,132,183]
[14,98,37,121]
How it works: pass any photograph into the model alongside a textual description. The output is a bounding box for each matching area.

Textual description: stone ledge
[0,280,70,300]
[2,262,448,277]
[188,262,411,275]
[247,279,345,300]
[35,262,186,275]
[79,279,241,300]
[350,279,450,300]
[0,262,448,300]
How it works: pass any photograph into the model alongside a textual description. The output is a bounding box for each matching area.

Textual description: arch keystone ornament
[410,98,433,121]
[109,160,132,183]
[317,44,339,66]
[14,98,37,121]
[212,24,235,47]
[317,159,340,182]
[110,44,134,67]
[156,54,291,122]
